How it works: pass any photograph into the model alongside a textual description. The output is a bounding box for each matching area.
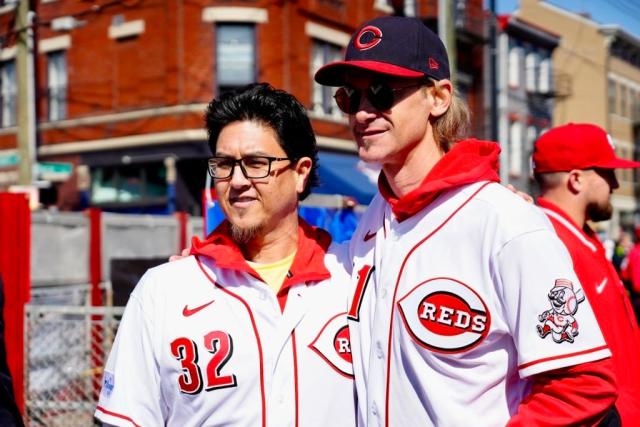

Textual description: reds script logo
[536,279,585,343]
[354,25,383,50]
[309,313,353,378]
[398,278,491,353]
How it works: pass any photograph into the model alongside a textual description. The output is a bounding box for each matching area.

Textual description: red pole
[0,193,31,414]
[176,211,189,253]
[88,208,102,307]
[87,208,103,398]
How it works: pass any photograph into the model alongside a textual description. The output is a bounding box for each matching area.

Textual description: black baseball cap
[314,16,450,86]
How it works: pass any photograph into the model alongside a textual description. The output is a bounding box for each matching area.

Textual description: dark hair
[205,83,319,200]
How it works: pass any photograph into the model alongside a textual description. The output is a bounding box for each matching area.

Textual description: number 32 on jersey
[170,330,237,394]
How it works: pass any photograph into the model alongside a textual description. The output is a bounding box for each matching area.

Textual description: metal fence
[24,304,124,427]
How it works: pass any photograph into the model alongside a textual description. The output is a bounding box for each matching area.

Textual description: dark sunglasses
[333,81,427,115]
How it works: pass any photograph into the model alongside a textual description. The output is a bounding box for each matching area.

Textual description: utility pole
[489,0,498,142]
[16,0,37,185]
[438,0,457,85]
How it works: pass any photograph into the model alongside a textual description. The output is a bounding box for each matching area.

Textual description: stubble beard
[586,201,613,223]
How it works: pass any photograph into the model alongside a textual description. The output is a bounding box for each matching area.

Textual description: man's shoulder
[457,182,552,235]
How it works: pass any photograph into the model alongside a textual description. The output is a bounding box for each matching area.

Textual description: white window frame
[0,60,16,128]
[47,50,67,121]
[508,45,521,88]
[538,56,551,94]
[509,120,523,177]
[215,23,256,95]
[310,40,342,119]
[525,51,539,92]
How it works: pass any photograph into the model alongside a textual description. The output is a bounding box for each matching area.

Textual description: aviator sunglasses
[333,81,428,115]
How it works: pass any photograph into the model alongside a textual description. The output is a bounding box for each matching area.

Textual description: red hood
[379,139,501,221]
[190,218,332,292]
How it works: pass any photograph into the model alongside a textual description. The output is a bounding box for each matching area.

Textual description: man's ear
[294,157,313,195]
[566,170,584,194]
[430,79,452,118]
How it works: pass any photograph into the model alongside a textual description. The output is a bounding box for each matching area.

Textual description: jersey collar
[378,139,501,222]
[190,218,332,291]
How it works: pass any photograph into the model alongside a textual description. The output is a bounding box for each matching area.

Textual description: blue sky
[497,0,640,38]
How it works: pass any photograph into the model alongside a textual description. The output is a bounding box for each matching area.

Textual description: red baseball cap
[532,123,640,173]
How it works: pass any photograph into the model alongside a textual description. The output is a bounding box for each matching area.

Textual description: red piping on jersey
[292,331,300,427]
[195,256,267,427]
[378,139,500,222]
[384,181,493,427]
[518,345,609,371]
[95,406,141,427]
[190,218,332,311]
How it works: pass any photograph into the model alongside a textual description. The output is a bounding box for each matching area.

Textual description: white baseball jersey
[347,181,610,427]
[95,235,356,426]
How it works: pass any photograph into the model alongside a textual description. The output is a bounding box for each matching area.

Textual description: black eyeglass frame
[333,81,432,115]
[207,156,294,179]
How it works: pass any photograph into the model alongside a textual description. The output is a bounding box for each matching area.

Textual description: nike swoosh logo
[364,230,377,242]
[595,278,608,294]
[182,299,215,317]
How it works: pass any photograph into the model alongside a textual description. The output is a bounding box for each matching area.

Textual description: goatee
[230,224,263,245]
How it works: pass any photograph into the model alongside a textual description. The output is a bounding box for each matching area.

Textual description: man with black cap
[315,16,617,426]
[533,122,640,425]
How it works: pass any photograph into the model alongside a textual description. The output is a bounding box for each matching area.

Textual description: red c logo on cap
[355,25,383,51]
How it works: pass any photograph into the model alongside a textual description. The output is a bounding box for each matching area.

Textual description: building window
[509,121,523,176]
[525,51,539,92]
[47,51,67,121]
[91,163,167,207]
[216,24,256,95]
[311,40,342,118]
[538,57,552,94]
[608,79,617,115]
[508,45,521,88]
[620,85,628,117]
[0,60,17,127]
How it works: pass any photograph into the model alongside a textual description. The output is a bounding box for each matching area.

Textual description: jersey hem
[95,405,142,427]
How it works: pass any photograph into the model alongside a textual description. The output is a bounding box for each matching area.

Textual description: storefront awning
[314,151,378,205]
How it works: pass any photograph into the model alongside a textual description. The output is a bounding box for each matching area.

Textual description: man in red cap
[316,15,616,427]
[533,122,640,425]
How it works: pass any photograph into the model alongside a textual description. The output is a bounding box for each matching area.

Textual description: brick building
[0,0,488,214]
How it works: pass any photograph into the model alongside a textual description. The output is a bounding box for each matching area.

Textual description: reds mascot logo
[309,313,353,378]
[536,279,584,343]
[398,277,491,353]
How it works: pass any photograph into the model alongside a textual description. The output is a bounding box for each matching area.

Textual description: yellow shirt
[247,251,296,295]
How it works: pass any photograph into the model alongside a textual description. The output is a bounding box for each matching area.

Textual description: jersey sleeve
[94,273,165,426]
[495,229,611,378]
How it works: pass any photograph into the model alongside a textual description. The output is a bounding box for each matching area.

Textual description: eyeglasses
[333,82,427,115]
[208,156,293,179]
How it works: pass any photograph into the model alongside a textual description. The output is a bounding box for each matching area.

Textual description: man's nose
[229,163,250,186]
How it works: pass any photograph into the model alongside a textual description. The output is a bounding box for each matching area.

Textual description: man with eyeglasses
[532,123,640,425]
[315,16,617,426]
[95,83,357,426]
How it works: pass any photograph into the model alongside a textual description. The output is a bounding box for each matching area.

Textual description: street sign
[37,162,73,181]
[0,151,19,168]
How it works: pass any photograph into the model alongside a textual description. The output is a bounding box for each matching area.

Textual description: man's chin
[230,223,263,244]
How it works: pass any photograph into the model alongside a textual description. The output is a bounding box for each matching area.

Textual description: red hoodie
[378,139,500,221]
[189,219,332,311]
[377,139,617,426]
